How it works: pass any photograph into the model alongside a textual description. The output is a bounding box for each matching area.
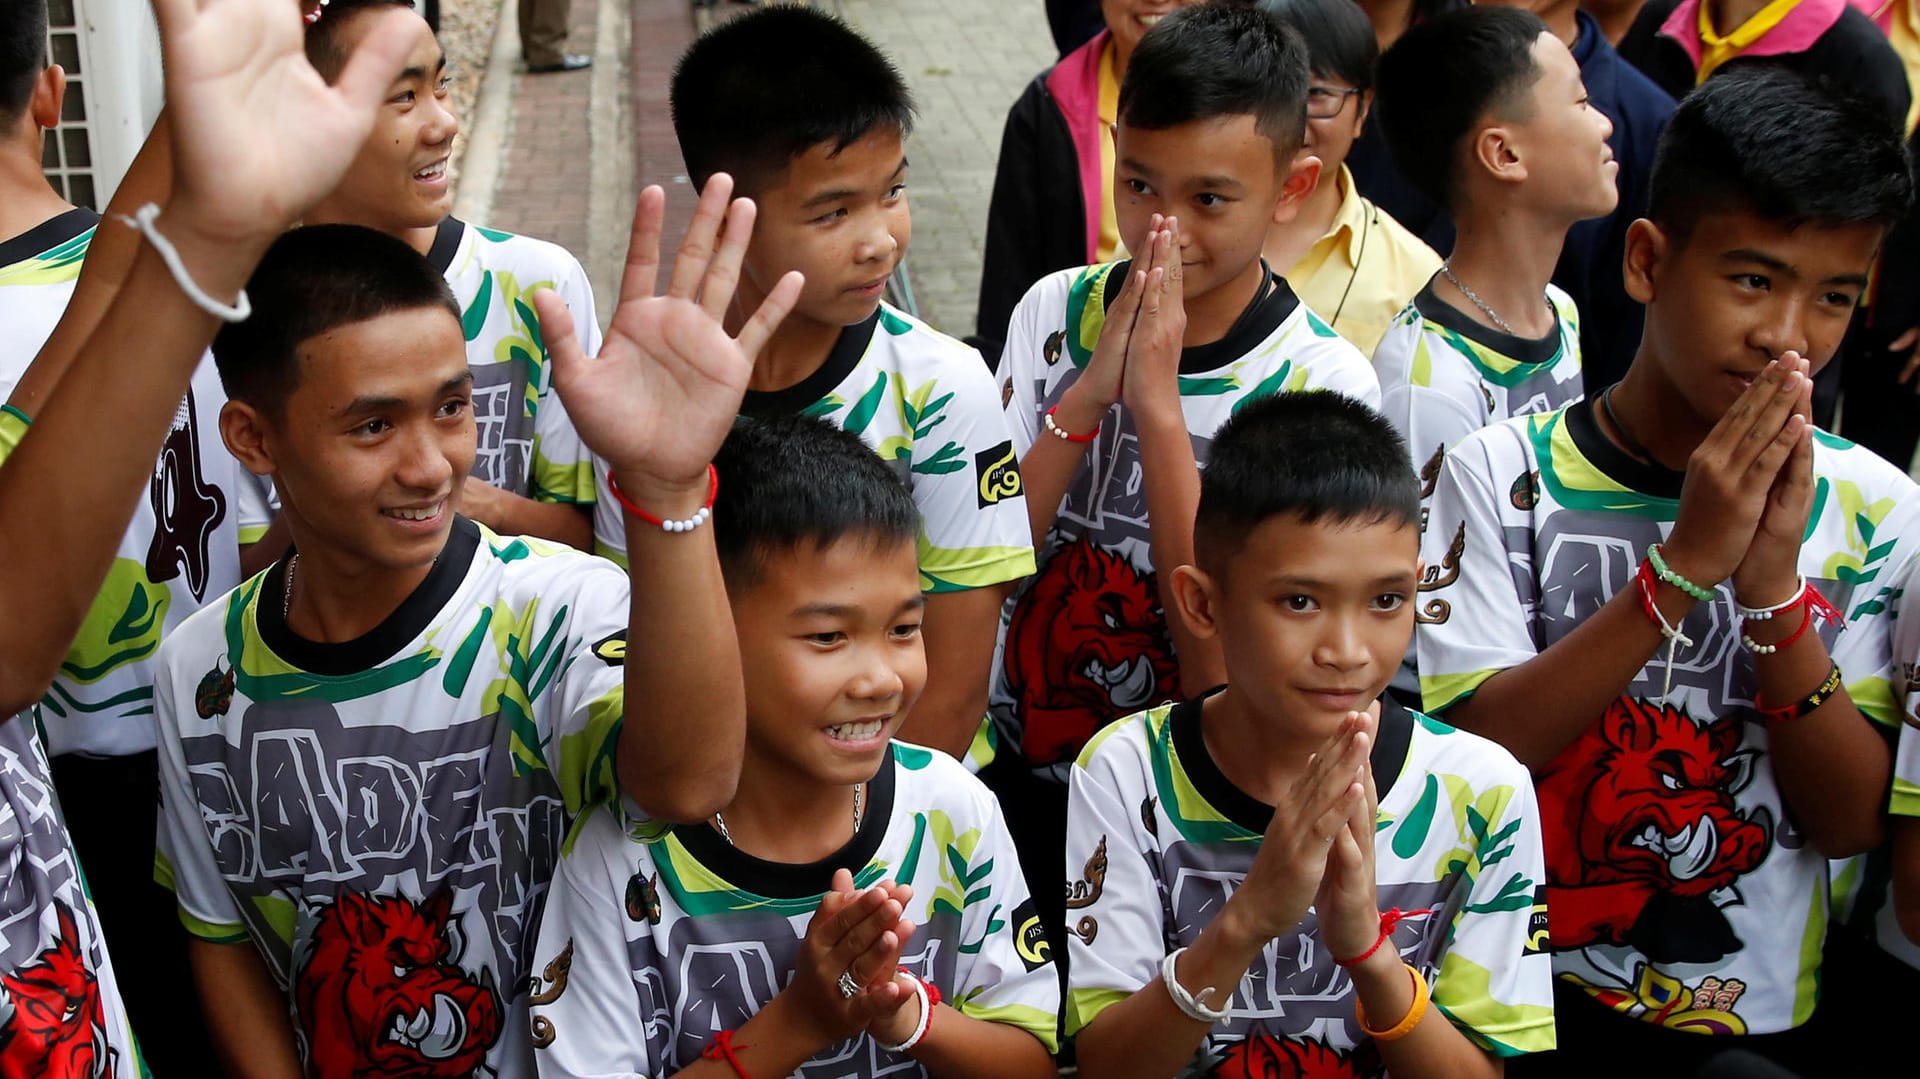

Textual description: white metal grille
[41,0,98,210]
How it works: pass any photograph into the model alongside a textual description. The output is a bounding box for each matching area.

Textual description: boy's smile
[742,127,911,334]
[731,536,928,787]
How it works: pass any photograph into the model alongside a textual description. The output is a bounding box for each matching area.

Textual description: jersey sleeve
[1415,431,1541,714]
[945,779,1061,1053]
[1427,751,1556,1056]
[1376,326,1489,494]
[908,348,1037,594]
[538,551,630,816]
[235,473,280,546]
[1298,334,1383,410]
[999,283,1053,459]
[1062,736,1170,1037]
[530,812,656,1079]
[588,461,627,566]
[530,257,602,507]
[152,642,251,943]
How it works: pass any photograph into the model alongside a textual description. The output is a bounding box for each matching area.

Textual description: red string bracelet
[1044,405,1098,443]
[607,463,719,533]
[1334,907,1431,967]
[702,1030,753,1079]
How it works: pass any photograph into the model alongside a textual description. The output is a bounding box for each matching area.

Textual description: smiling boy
[592,6,1036,766]
[989,1,1379,949]
[530,416,1059,1079]
[1414,68,1915,1076]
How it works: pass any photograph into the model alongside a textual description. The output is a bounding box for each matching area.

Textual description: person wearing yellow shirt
[1257,0,1441,356]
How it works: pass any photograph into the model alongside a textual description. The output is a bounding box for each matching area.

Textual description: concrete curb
[586,0,637,327]
[451,0,522,226]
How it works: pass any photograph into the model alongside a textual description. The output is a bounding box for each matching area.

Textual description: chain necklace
[1599,384,1657,464]
[1440,263,1524,336]
[713,782,864,847]
[282,554,299,620]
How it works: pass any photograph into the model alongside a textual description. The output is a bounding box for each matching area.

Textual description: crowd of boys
[5,0,1920,1077]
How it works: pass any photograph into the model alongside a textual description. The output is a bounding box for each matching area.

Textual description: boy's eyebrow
[1267,571,1419,589]
[340,373,473,417]
[798,158,911,210]
[1721,249,1871,288]
[792,593,928,619]
[397,50,449,84]
[1186,174,1245,192]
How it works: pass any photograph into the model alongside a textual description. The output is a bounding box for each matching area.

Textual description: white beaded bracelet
[115,203,252,323]
[1160,947,1232,1024]
[1736,578,1806,622]
[1740,632,1779,655]
[877,973,933,1053]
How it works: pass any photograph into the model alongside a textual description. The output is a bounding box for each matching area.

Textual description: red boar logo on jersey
[1535,697,1771,963]
[296,892,503,1079]
[0,901,111,1079]
[1005,540,1177,765]
[1211,1033,1375,1078]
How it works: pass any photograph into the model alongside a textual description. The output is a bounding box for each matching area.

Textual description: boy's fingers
[1750,414,1806,486]
[735,271,804,364]
[699,198,757,321]
[1165,218,1183,295]
[668,173,735,300]
[326,9,418,116]
[1740,372,1804,477]
[1706,358,1784,455]
[532,289,583,382]
[618,187,669,309]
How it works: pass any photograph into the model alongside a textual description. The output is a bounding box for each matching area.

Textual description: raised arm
[0,0,410,714]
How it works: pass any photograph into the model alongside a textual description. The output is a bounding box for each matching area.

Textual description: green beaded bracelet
[1647,544,1716,603]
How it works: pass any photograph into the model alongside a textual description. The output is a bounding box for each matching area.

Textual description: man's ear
[1271,152,1323,227]
[220,400,278,478]
[1622,218,1669,305]
[1471,123,1526,187]
[1171,564,1222,642]
[29,65,65,133]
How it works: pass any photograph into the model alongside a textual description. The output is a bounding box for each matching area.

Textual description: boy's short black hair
[711,414,920,589]
[1118,3,1311,160]
[670,6,915,196]
[1374,6,1548,209]
[1194,391,1419,576]
[1648,67,1914,244]
[1,0,46,123]
[212,224,460,417]
[306,0,417,81]
[1252,0,1377,94]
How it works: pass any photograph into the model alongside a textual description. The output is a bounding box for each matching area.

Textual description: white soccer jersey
[430,217,601,507]
[1374,281,1585,525]
[1064,696,1555,1074]
[590,303,1036,599]
[990,261,1380,775]
[1417,401,1912,1035]
[528,744,1060,1078]
[0,208,94,401]
[153,518,631,1079]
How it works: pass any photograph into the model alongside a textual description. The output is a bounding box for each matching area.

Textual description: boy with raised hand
[1371,6,1616,512]
[150,177,795,1078]
[0,0,413,1072]
[529,415,1060,1079]
[991,1,1378,945]
[1414,67,1914,1076]
[1064,391,1553,1079]
[605,5,1035,765]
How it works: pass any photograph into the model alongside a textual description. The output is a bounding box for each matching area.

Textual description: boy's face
[253,307,476,575]
[1192,513,1418,732]
[1630,210,1879,426]
[743,127,909,329]
[1492,32,1616,221]
[1101,0,1194,61]
[731,535,927,787]
[323,11,459,233]
[1114,114,1314,300]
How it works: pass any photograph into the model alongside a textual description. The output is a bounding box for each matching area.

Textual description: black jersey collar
[425,216,464,275]
[1100,259,1301,375]
[738,311,881,418]
[0,207,99,268]
[1412,281,1562,368]
[1565,393,1684,500]
[258,515,479,676]
[1169,688,1414,836]
[671,745,899,898]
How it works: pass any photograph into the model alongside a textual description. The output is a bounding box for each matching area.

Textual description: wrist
[610,466,713,525]
[1732,571,1800,610]
[1056,382,1114,434]
[756,990,837,1057]
[151,199,279,267]
[868,974,921,1046]
[1207,897,1277,965]
[1345,943,1405,993]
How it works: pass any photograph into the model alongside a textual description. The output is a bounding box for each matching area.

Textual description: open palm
[535,177,803,488]
[153,0,413,239]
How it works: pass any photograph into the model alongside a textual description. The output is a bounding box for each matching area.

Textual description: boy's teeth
[828,720,884,741]
[416,162,446,179]
[386,504,440,521]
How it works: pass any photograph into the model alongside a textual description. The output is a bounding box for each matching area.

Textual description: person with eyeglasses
[1257,0,1442,356]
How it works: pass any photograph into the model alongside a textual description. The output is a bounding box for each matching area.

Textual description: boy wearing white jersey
[1416,69,1915,1077]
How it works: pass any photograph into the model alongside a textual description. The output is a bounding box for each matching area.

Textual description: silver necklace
[1440,263,1516,335]
[713,782,864,847]
[282,554,299,620]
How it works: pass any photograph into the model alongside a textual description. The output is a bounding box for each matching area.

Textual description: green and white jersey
[991,261,1380,776]
[0,238,245,758]
[1374,281,1585,525]
[1416,400,1912,1035]
[528,744,1060,1078]
[1064,696,1554,1074]
[590,303,1036,597]
[430,217,600,506]
[0,208,94,401]
[153,517,630,1079]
